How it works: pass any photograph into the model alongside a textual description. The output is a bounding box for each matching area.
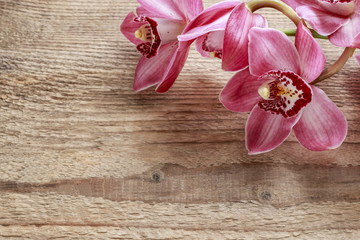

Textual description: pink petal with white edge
[155,41,191,93]
[219,67,264,113]
[249,28,300,77]
[137,0,186,21]
[134,42,179,92]
[329,13,360,47]
[246,105,301,154]
[297,6,348,36]
[293,86,347,151]
[178,1,239,41]
[120,12,144,46]
[179,17,229,41]
[356,54,360,65]
[222,3,267,71]
[295,22,326,83]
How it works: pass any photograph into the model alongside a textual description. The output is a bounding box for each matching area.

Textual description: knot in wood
[152,172,162,182]
[260,191,272,201]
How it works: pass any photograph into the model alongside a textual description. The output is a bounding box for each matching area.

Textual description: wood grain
[1,0,360,239]
[1,163,360,207]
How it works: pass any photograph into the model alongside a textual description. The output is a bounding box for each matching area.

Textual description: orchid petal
[281,0,316,10]
[136,7,159,18]
[155,41,191,93]
[329,13,360,47]
[293,86,347,151]
[134,42,178,91]
[222,3,267,71]
[297,6,348,35]
[352,32,360,48]
[178,1,239,41]
[176,0,204,21]
[295,22,326,83]
[138,1,203,21]
[249,28,300,76]
[246,105,301,154]
[137,0,186,21]
[178,17,229,41]
[219,68,264,112]
[120,12,144,46]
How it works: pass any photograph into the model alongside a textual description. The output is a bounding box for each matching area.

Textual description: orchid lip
[202,31,224,59]
[134,16,160,58]
[133,16,185,58]
[257,70,313,118]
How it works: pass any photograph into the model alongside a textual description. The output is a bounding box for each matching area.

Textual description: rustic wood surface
[1,0,359,239]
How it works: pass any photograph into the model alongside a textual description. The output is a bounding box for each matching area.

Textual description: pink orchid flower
[121,0,203,92]
[220,22,347,154]
[222,2,268,71]
[160,0,240,92]
[282,0,360,48]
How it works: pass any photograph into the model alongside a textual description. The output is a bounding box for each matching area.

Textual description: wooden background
[1,0,360,239]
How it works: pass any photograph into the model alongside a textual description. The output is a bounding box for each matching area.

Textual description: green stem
[281,29,328,39]
[311,47,356,85]
[246,0,301,25]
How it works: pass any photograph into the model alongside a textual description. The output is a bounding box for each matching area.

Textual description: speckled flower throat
[257,70,312,117]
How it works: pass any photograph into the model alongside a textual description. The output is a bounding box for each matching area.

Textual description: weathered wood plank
[1,163,360,207]
[1,226,359,240]
[1,0,360,238]
[0,193,359,233]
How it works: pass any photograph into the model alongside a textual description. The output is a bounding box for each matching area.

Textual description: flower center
[257,70,312,118]
[135,25,154,42]
[133,16,185,59]
[133,16,160,58]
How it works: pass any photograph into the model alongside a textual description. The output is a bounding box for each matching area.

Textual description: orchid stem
[311,47,356,85]
[281,29,328,39]
[246,0,301,25]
